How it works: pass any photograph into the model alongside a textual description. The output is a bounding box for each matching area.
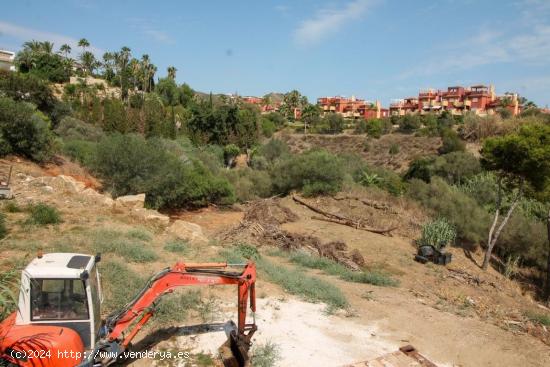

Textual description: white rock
[166,220,208,244]
[41,185,54,194]
[115,193,146,208]
[102,197,115,207]
[56,175,85,192]
[132,208,170,226]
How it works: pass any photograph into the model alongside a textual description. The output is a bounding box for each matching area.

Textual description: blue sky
[2,0,550,106]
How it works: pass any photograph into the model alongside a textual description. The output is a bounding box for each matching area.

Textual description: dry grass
[277,132,441,172]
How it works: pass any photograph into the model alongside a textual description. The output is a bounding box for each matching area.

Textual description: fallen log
[292,195,397,236]
[292,195,348,221]
[311,215,397,236]
[334,195,398,214]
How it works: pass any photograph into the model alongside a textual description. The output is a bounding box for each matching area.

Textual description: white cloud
[125,17,174,44]
[142,28,173,44]
[0,20,103,55]
[294,0,377,46]
[398,22,550,78]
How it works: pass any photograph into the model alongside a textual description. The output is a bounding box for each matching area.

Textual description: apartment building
[317,96,389,120]
[0,50,15,72]
[390,84,520,116]
[241,96,282,113]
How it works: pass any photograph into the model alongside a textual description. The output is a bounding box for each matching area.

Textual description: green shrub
[250,155,269,170]
[123,245,159,263]
[526,311,550,326]
[127,228,153,241]
[321,114,345,134]
[404,156,435,183]
[3,201,22,213]
[255,139,290,164]
[354,119,368,134]
[365,118,392,138]
[55,116,104,141]
[433,152,481,184]
[223,144,240,167]
[389,143,400,155]
[26,203,62,225]
[439,128,465,154]
[0,97,56,162]
[261,117,276,138]
[271,149,345,196]
[0,269,19,319]
[251,342,280,367]
[407,178,490,244]
[223,168,273,202]
[164,240,188,254]
[62,140,97,166]
[405,152,481,185]
[93,134,235,209]
[356,166,405,196]
[419,218,456,249]
[398,114,421,132]
[0,71,56,114]
[263,111,286,127]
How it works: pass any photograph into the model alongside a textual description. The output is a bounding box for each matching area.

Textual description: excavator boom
[0,254,257,367]
[97,261,257,366]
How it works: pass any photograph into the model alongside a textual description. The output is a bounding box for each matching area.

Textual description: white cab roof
[24,253,94,279]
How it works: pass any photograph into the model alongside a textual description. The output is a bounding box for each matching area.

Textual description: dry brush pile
[220,198,366,271]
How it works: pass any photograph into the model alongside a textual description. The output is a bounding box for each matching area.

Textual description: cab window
[30,279,89,320]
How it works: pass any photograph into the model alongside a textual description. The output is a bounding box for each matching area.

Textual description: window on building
[472,98,478,102]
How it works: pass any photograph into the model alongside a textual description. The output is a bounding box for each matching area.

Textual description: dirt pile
[222,198,365,270]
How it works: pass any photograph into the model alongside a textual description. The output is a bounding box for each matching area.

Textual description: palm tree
[80,51,97,76]
[129,58,141,91]
[167,66,177,80]
[140,54,151,92]
[40,41,54,54]
[59,44,71,59]
[114,47,132,100]
[78,38,90,54]
[148,64,157,92]
[23,40,42,53]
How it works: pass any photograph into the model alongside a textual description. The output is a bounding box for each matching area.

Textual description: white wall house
[0,50,16,72]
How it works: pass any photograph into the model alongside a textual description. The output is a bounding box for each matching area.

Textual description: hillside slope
[0,157,549,367]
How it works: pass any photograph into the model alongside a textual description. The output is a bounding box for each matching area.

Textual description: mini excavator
[0,253,257,367]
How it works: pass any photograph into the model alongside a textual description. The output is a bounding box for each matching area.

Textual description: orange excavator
[0,252,257,367]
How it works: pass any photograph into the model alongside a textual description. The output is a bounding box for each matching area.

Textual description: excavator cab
[0,253,103,365]
[20,253,103,349]
[1,253,256,367]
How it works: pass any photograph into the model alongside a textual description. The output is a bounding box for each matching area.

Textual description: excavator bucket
[218,322,253,367]
[219,335,250,367]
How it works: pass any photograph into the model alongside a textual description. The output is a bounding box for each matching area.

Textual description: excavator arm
[93,261,257,367]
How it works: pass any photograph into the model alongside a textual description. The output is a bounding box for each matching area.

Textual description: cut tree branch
[334,195,398,214]
[292,195,397,236]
